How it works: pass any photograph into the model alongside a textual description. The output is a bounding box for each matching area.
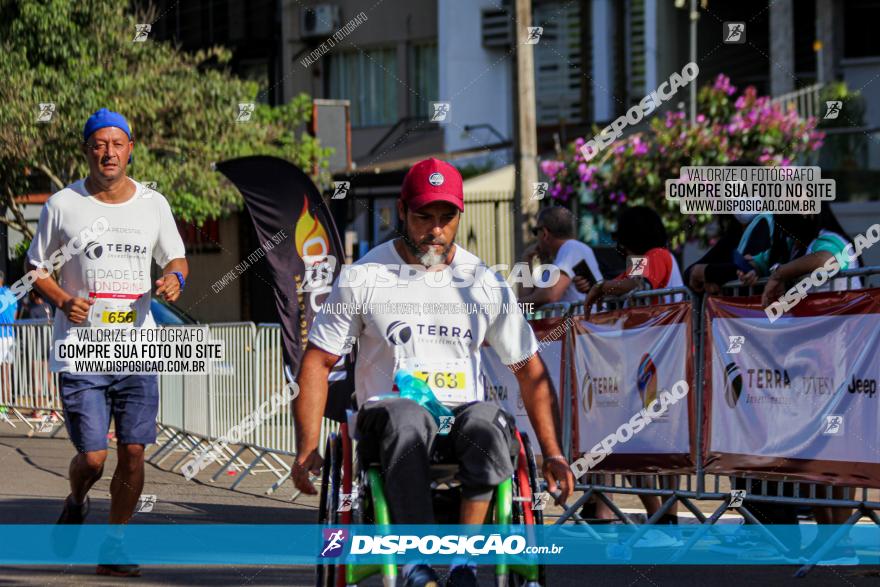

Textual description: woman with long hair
[576,205,685,312]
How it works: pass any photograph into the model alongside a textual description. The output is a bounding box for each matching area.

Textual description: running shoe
[811,543,860,566]
[446,564,478,587]
[97,536,141,577]
[800,531,860,565]
[96,563,141,577]
[403,564,440,587]
[56,495,89,524]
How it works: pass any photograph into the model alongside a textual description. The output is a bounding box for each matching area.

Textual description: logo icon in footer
[320,528,348,558]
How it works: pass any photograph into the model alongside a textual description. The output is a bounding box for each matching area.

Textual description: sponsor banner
[574,303,695,471]
[480,318,567,453]
[217,156,354,421]
[704,291,880,487]
[4,524,878,565]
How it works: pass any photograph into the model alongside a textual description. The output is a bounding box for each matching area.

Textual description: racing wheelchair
[315,416,547,587]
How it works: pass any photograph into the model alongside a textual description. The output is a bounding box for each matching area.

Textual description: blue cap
[82,108,132,143]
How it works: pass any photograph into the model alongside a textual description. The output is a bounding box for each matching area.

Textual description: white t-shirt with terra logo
[27,178,186,372]
[309,241,540,408]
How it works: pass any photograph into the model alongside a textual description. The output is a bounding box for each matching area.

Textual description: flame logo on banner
[637,354,658,408]
[294,200,329,261]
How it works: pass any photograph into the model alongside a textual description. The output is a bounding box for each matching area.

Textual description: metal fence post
[694,293,706,497]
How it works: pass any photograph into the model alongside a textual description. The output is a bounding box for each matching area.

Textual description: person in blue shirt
[0,270,19,361]
[685,160,775,294]
[0,270,19,401]
[686,213,774,294]
[17,290,54,418]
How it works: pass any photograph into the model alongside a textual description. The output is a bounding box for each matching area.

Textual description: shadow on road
[0,497,316,524]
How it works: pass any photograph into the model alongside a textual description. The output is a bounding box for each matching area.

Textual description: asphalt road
[0,423,877,587]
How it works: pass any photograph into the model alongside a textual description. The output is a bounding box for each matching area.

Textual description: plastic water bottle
[394,370,454,429]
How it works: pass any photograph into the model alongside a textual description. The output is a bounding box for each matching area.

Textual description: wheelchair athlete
[293,158,574,587]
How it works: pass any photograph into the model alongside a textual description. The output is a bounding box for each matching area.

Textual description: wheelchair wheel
[522,434,544,527]
[354,468,374,525]
[511,432,547,587]
[315,432,343,587]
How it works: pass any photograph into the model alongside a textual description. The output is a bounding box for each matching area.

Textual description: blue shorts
[59,373,159,453]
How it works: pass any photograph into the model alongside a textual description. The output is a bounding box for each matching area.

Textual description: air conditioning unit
[300,5,340,39]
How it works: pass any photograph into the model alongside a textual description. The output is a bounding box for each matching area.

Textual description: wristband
[168,271,185,291]
[545,455,567,463]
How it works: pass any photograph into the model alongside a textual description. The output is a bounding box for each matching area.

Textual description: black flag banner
[217,156,353,421]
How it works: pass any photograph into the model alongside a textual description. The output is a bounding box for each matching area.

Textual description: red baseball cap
[400,158,464,212]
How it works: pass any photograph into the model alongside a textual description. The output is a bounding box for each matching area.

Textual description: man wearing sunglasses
[519,206,603,307]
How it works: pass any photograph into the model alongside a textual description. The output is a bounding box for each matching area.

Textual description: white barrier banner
[709,314,880,463]
[480,340,563,455]
[575,322,690,456]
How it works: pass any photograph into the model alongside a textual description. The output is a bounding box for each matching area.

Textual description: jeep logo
[847,375,877,398]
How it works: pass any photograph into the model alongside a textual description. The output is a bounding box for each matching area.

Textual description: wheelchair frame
[316,422,547,587]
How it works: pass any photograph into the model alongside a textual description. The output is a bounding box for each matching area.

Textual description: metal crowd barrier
[536,266,880,574]
[3,267,880,538]
[148,322,338,496]
[0,320,316,497]
[538,286,701,530]
[149,323,298,495]
[703,266,880,517]
[0,320,65,436]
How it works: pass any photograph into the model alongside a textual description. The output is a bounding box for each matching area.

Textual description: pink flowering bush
[540,74,825,249]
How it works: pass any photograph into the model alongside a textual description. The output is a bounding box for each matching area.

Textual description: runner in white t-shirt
[28,109,187,578]
[519,206,603,306]
[30,177,186,372]
[292,158,574,587]
[311,239,535,409]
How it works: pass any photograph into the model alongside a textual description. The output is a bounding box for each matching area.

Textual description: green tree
[0,0,331,238]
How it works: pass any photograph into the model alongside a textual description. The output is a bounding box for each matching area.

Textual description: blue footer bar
[1,524,877,565]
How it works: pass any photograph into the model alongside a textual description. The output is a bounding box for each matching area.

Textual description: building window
[534,1,585,125]
[328,48,398,126]
[409,43,438,118]
[624,0,646,106]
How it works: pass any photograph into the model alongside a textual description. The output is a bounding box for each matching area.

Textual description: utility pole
[815,0,834,84]
[769,0,795,95]
[512,0,538,258]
